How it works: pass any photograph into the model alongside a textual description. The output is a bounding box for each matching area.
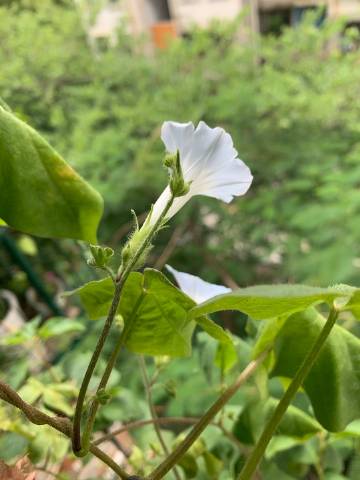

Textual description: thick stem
[0,380,130,480]
[73,195,174,455]
[147,350,268,480]
[139,357,181,480]
[237,307,339,480]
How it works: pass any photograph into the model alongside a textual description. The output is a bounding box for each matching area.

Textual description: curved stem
[237,307,339,480]
[139,357,182,480]
[73,195,174,456]
[147,350,268,480]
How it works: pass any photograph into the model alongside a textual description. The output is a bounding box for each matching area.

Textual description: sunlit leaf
[189,284,354,321]
[0,106,103,241]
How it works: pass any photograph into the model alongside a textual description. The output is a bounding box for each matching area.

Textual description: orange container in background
[151,21,177,49]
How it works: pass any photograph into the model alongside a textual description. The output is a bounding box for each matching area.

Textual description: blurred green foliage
[1,1,360,288]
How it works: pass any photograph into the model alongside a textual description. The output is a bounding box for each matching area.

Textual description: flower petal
[150,120,253,224]
[150,186,191,225]
[161,121,195,158]
[166,265,231,304]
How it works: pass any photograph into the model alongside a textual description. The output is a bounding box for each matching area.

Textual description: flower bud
[164,150,190,198]
[87,244,114,268]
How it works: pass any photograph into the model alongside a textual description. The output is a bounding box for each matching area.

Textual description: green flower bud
[88,244,114,268]
[164,150,190,198]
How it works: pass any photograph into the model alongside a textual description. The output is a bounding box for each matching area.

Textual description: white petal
[166,265,231,304]
[150,186,192,225]
[151,120,253,224]
[161,121,194,158]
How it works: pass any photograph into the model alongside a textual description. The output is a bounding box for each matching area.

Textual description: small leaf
[271,308,360,431]
[38,317,85,339]
[189,284,354,321]
[64,277,114,319]
[0,106,103,241]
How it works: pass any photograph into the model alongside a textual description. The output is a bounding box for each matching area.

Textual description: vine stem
[0,380,130,480]
[147,349,269,480]
[139,357,181,480]
[72,195,174,456]
[237,307,339,480]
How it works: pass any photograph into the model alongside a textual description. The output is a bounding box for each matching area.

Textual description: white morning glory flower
[166,265,231,304]
[150,121,253,224]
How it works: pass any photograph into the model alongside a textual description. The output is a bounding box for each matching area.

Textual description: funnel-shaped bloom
[166,265,231,304]
[150,121,253,224]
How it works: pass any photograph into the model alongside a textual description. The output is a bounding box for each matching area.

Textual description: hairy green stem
[0,380,130,479]
[73,195,174,456]
[147,350,268,480]
[237,307,339,480]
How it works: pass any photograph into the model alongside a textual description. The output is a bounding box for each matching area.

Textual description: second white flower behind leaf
[150,121,253,224]
[166,265,231,304]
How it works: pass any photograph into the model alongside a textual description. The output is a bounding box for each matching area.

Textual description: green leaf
[38,317,85,339]
[64,277,114,319]
[120,269,196,357]
[67,269,235,357]
[271,308,360,431]
[265,435,303,459]
[0,106,103,241]
[233,396,322,445]
[215,340,238,373]
[195,315,233,345]
[189,284,354,321]
[0,432,28,462]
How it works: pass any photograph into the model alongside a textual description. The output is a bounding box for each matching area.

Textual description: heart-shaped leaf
[67,269,234,357]
[0,106,103,241]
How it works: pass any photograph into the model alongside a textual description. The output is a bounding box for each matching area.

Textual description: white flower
[150,121,253,224]
[166,265,231,304]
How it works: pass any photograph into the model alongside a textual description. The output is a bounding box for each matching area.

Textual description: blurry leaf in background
[233,396,322,445]
[15,235,37,256]
[0,106,103,242]
[272,308,360,431]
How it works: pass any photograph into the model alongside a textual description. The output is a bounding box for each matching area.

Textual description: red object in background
[151,21,177,49]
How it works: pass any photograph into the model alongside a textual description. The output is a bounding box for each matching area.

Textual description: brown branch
[0,380,131,480]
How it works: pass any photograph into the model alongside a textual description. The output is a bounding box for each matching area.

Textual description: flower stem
[72,195,174,456]
[147,350,268,480]
[237,307,339,480]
